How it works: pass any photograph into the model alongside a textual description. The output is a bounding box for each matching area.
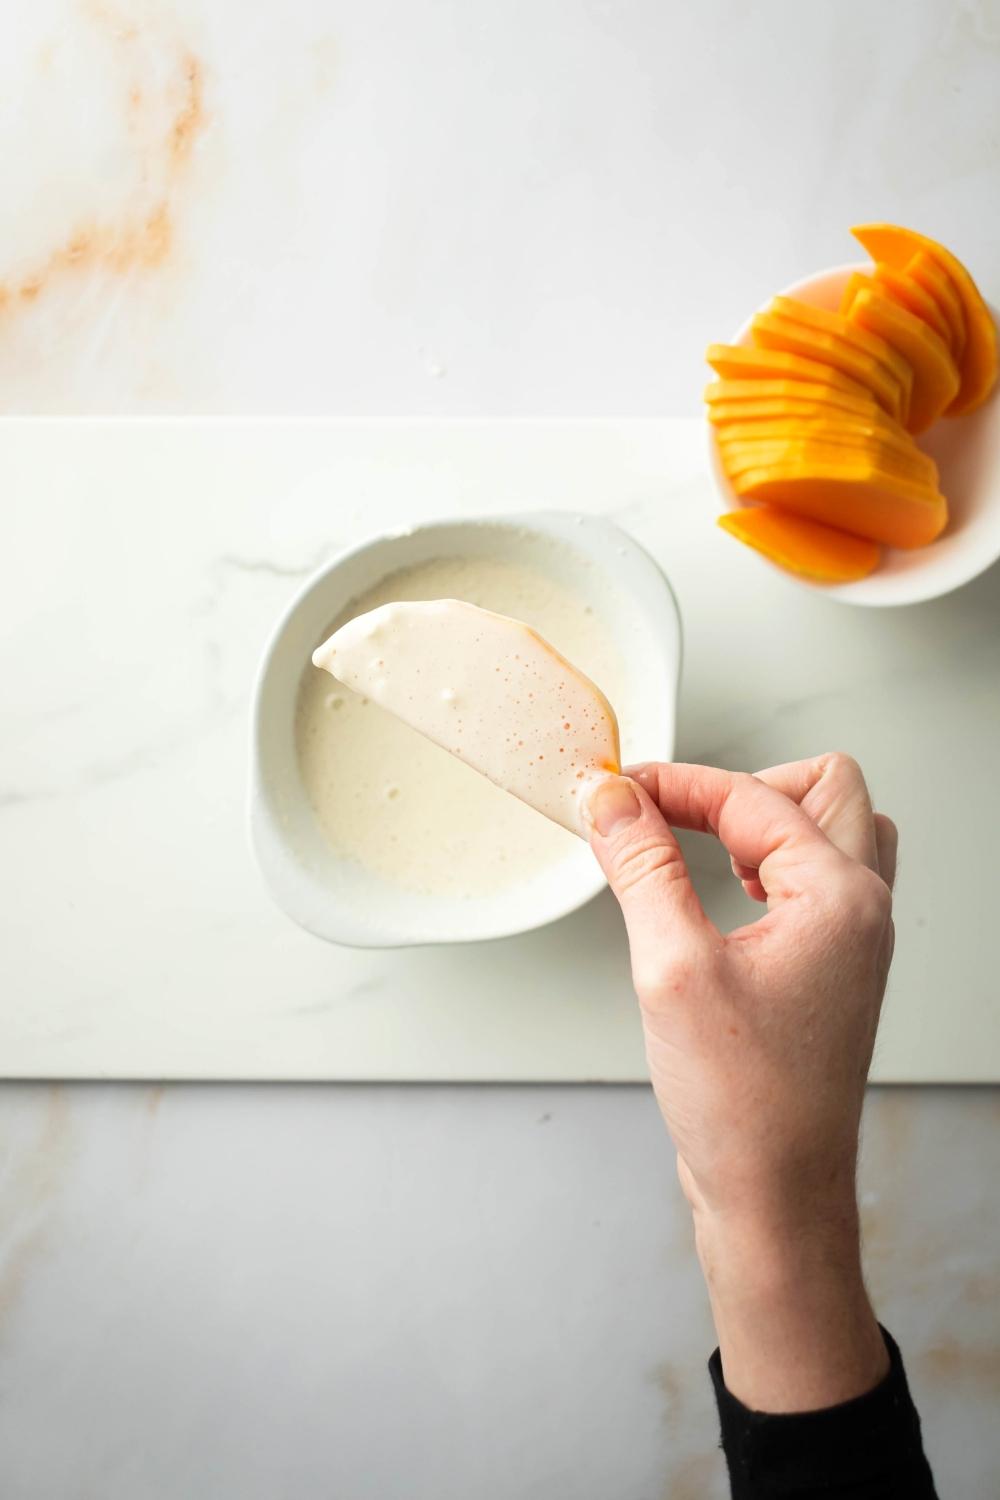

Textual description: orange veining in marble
[0,19,207,317]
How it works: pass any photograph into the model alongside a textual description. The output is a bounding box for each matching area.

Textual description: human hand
[585,754,897,1411]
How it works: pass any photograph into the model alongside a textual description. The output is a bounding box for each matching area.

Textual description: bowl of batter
[249,513,681,947]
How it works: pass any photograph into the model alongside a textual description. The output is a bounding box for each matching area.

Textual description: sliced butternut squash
[732,463,948,549]
[839,271,877,318]
[906,251,967,362]
[713,411,919,447]
[703,378,880,415]
[705,344,875,398]
[715,419,935,475]
[769,296,914,399]
[710,403,907,434]
[848,287,959,433]
[722,451,936,494]
[715,417,906,444]
[872,263,953,348]
[751,313,907,422]
[719,439,935,487]
[708,398,886,426]
[850,224,996,414]
[722,451,937,497]
[718,508,881,583]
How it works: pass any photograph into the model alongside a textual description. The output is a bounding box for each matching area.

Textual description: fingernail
[587,776,641,836]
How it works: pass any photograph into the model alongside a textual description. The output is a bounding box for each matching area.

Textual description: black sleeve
[709,1326,938,1498]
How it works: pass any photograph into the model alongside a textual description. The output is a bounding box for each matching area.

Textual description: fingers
[751,753,879,871]
[731,855,767,903]
[585,775,715,983]
[626,762,844,907]
[874,813,898,890]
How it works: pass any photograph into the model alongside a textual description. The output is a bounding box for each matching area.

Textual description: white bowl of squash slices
[706,222,1000,606]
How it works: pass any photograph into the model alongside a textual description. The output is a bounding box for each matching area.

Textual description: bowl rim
[708,260,1000,607]
[247,509,683,948]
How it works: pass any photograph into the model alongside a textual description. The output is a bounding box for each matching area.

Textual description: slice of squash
[721,451,937,495]
[313,600,621,833]
[721,451,937,497]
[708,398,887,425]
[713,412,922,449]
[848,287,960,433]
[906,251,967,362]
[732,463,948,549]
[705,344,875,397]
[839,271,877,317]
[769,296,914,398]
[715,418,934,472]
[719,438,936,487]
[872,263,953,348]
[751,313,907,422]
[718,508,881,583]
[850,224,996,414]
[703,378,880,415]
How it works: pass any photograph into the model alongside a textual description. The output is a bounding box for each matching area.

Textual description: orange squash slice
[769,296,914,397]
[715,419,934,473]
[703,378,880,414]
[708,398,890,426]
[872,263,953,348]
[713,410,920,447]
[851,224,996,414]
[751,312,908,422]
[848,287,959,432]
[732,463,947,549]
[705,344,875,398]
[905,251,967,362]
[718,508,880,583]
[719,439,935,488]
[839,271,878,317]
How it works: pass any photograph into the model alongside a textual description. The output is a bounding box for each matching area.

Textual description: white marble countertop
[2,1,998,419]
[1,2,999,1495]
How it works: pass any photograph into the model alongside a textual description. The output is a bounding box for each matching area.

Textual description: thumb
[585,775,714,984]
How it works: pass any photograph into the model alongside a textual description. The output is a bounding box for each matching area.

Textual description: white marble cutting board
[2,418,998,1082]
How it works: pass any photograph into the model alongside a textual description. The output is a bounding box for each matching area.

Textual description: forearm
[695,1200,938,1499]
[694,1199,888,1413]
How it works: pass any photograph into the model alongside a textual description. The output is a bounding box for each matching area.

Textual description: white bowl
[708,262,1000,606]
[249,512,681,948]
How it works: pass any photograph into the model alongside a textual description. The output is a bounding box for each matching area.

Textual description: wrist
[693,1182,864,1276]
[693,1200,888,1413]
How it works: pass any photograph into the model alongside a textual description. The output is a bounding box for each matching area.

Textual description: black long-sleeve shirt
[709,1327,938,1498]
